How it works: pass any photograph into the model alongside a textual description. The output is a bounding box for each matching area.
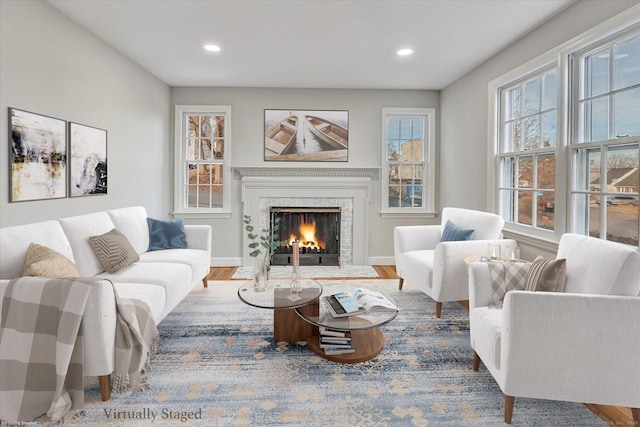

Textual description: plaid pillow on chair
[488,260,532,307]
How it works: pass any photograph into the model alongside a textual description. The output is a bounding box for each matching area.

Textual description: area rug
[61,280,602,426]
[231,265,379,279]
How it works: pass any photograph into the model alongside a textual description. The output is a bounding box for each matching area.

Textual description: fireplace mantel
[237,167,375,266]
[234,167,379,179]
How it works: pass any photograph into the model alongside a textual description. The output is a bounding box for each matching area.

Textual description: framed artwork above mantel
[264,109,349,162]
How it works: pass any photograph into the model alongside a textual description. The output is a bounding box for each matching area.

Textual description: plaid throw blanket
[0,277,158,422]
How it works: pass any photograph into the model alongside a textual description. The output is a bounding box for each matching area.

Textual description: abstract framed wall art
[9,108,67,202]
[69,122,107,197]
[264,109,349,162]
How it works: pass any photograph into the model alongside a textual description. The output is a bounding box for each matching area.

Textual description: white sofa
[394,207,517,317]
[0,206,212,400]
[469,233,640,424]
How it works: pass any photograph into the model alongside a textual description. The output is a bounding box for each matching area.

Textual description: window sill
[171,211,232,219]
[502,228,559,253]
[379,211,437,220]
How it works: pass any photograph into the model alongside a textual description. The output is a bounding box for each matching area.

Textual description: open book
[324,288,398,318]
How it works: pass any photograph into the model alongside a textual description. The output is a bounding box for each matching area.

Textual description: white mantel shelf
[234,167,379,179]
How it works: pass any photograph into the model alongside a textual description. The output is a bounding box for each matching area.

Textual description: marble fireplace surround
[236,168,377,266]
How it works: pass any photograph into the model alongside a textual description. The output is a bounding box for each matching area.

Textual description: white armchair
[469,233,640,424]
[394,207,516,318]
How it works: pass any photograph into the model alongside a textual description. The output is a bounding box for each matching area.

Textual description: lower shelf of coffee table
[307,327,384,363]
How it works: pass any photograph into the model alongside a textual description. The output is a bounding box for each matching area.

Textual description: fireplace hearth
[270,207,341,266]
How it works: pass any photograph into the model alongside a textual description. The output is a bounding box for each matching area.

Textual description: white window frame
[488,5,640,251]
[494,64,563,242]
[173,105,232,218]
[380,107,436,219]
[569,28,640,244]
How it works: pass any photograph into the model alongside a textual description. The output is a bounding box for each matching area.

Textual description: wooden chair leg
[473,351,480,372]
[435,301,442,318]
[504,395,515,424]
[99,375,110,401]
[631,407,639,425]
[398,278,404,290]
[202,277,208,288]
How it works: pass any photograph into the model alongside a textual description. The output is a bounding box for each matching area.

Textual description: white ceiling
[48,0,576,90]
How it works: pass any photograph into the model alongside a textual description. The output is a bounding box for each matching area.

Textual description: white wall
[0,0,171,226]
[440,0,639,259]
[171,87,439,264]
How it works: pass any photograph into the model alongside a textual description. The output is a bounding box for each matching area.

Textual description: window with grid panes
[570,29,639,247]
[174,105,231,216]
[498,67,558,232]
[381,108,435,216]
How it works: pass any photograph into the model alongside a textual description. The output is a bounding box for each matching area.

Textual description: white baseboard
[210,257,243,267]
[212,256,396,267]
[367,256,396,266]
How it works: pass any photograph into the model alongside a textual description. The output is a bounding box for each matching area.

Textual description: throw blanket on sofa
[0,277,158,422]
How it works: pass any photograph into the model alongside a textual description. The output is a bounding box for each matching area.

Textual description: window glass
[382,108,434,214]
[614,36,640,90]
[175,106,230,215]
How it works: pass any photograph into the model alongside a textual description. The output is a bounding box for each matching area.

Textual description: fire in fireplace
[270,207,341,266]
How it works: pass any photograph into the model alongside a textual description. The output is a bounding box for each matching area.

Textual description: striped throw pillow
[524,256,567,292]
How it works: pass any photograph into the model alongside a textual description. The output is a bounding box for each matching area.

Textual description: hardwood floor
[206,265,634,425]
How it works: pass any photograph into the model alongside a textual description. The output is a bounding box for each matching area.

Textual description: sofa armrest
[468,261,494,310]
[500,290,640,407]
[82,278,117,376]
[432,239,517,302]
[185,225,212,254]
[394,225,441,254]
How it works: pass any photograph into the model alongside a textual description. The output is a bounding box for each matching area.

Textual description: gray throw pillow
[89,228,139,274]
[524,256,567,292]
[147,217,187,251]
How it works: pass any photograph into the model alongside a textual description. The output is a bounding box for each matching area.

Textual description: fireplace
[270,207,341,266]
[236,167,376,266]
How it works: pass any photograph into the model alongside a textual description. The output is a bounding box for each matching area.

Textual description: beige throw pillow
[89,228,139,274]
[22,242,81,278]
[524,256,567,292]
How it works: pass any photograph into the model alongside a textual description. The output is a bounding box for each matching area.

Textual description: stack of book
[319,326,355,355]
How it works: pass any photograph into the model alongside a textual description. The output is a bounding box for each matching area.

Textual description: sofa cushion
[89,229,140,274]
[440,220,474,242]
[147,218,188,251]
[58,212,116,276]
[524,256,566,292]
[0,221,74,280]
[107,206,149,254]
[96,262,193,319]
[138,249,210,284]
[22,243,81,278]
[112,283,166,323]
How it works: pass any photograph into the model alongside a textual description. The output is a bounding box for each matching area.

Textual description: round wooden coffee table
[294,287,398,363]
[238,278,323,342]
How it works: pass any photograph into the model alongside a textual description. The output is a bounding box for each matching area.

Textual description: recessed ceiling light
[204,44,221,52]
[397,48,413,56]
